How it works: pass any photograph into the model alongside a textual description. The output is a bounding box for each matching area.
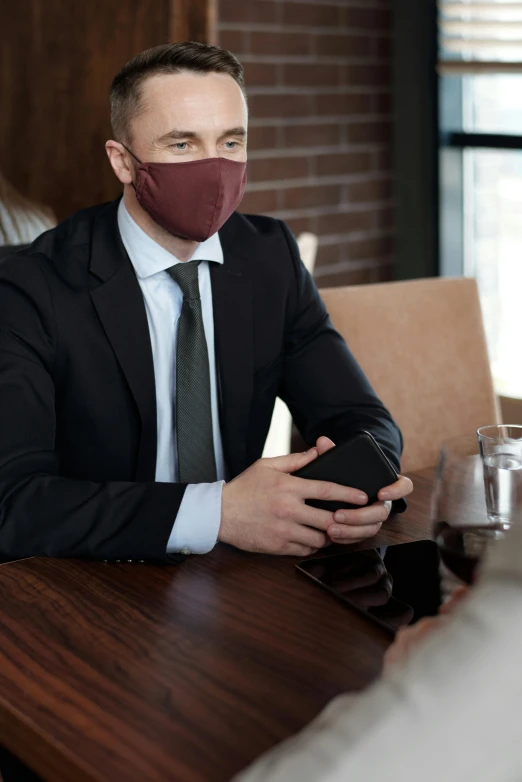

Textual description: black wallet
[291,431,399,513]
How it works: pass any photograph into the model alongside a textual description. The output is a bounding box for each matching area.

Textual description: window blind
[439,1,522,74]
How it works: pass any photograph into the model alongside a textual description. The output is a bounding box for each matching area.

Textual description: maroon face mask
[122,145,247,242]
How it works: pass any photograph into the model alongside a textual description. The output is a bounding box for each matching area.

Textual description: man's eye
[174,142,188,150]
[224,141,238,149]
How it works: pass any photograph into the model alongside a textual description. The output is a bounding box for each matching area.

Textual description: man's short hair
[110,42,246,143]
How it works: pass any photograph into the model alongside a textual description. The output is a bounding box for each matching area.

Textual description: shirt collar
[117,198,224,280]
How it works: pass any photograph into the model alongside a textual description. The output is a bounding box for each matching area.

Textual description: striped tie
[167,261,217,483]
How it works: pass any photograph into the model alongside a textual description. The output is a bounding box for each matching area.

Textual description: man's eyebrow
[155,127,248,144]
[156,129,199,143]
[219,127,247,139]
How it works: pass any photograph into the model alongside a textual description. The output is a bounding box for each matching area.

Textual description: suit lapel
[87,203,256,482]
[210,236,253,478]
[89,201,157,481]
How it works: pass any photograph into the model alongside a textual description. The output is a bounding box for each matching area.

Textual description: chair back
[319,277,500,471]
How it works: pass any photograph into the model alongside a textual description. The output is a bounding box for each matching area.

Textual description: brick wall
[218,0,394,287]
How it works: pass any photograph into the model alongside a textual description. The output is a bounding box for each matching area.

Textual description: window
[439,1,522,397]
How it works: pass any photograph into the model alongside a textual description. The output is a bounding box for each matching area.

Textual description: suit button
[180,548,192,555]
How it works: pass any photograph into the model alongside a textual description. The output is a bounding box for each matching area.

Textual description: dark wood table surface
[0,468,436,782]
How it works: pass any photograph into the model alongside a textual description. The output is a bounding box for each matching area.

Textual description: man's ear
[105,140,134,185]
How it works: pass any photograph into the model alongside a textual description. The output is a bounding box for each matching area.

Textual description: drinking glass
[477,425,522,529]
[432,435,499,585]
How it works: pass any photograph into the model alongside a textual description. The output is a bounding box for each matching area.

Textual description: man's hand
[314,436,414,544]
[219,448,375,557]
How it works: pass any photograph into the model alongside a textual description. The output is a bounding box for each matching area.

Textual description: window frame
[394,3,522,281]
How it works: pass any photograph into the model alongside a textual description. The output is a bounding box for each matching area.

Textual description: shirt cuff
[166,481,224,555]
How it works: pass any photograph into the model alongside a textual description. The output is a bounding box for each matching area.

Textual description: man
[0,41,411,565]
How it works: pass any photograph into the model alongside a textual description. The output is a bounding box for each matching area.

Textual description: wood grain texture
[0,0,170,221]
[170,0,218,44]
[0,468,434,782]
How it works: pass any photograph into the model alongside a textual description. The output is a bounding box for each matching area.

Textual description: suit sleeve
[277,221,404,477]
[0,256,184,563]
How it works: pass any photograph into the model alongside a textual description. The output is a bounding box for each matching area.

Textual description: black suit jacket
[0,199,403,562]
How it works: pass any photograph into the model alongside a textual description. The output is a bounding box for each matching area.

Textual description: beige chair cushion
[319,278,500,472]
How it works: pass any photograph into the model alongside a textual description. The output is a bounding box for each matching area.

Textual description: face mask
[122,145,247,242]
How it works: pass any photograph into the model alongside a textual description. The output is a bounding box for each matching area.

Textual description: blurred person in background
[0,170,55,246]
[235,525,522,782]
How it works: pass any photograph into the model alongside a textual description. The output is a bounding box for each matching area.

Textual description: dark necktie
[167,261,217,483]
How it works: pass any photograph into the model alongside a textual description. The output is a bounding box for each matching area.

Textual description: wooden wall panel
[0,0,215,222]
[171,0,217,44]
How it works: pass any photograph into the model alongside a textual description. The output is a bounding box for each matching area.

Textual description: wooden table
[0,469,435,782]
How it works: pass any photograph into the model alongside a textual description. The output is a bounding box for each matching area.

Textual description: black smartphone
[292,431,398,513]
[296,540,442,635]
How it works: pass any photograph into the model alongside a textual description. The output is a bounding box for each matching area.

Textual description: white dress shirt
[117,200,225,555]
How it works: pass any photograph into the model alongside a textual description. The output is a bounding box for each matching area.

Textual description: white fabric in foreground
[235,520,522,782]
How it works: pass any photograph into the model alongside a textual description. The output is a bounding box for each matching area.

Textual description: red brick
[316,151,372,176]
[315,92,372,116]
[241,188,279,213]
[282,123,340,147]
[373,263,394,282]
[285,216,316,236]
[283,62,341,87]
[249,93,313,118]
[219,30,248,54]
[219,0,277,24]
[343,64,392,87]
[248,155,309,182]
[375,147,392,172]
[374,92,392,114]
[243,61,279,87]
[316,243,341,267]
[375,205,394,230]
[218,0,396,280]
[314,34,371,58]
[282,184,342,210]
[341,7,391,31]
[344,177,393,203]
[317,210,374,235]
[247,125,278,150]
[347,120,392,144]
[375,35,392,60]
[346,235,394,261]
[250,31,312,57]
[316,267,375,287]
[281,2,341,27]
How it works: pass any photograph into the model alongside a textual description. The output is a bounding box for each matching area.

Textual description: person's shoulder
[230,211,295,243]
[0,199,119,282]
[29,199,118,258]
[235,212,282,234]
[223,212,298,261]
